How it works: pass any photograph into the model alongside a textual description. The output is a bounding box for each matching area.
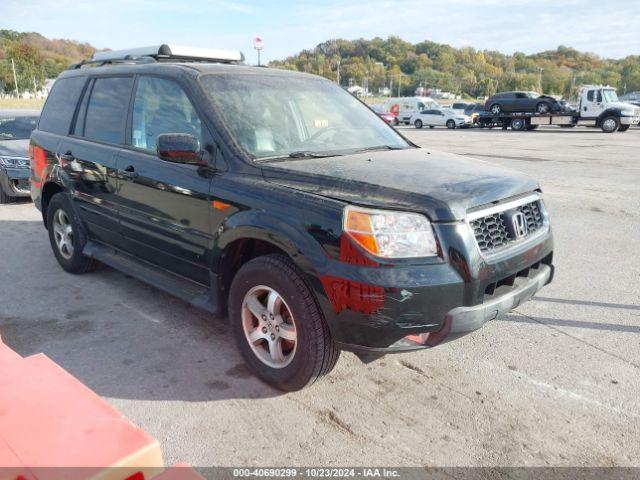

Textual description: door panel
[116,150,213,284]
[116,74,214,284]
[59,136,121,246]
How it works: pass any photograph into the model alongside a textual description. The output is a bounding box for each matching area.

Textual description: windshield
[200,73,410,160]
[602,89,619,102]
[0,115,39,140]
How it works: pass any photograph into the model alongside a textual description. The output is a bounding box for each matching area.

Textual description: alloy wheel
[241,285,297,369]
[52,209,74,260]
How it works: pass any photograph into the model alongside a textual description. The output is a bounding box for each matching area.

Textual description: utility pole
[538,67,544,91]
[397,73,404,97]
[336,59,340,85]
[11,58,20,98]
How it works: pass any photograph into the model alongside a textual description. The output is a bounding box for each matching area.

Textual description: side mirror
[157,133,203,165]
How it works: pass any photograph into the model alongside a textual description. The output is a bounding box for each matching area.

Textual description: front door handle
[120,165,138,179]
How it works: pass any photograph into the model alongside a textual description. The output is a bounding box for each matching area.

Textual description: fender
[596,108,622,125]
[214,209,331,276]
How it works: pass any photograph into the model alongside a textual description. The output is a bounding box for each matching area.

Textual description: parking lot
[1,126,639,467]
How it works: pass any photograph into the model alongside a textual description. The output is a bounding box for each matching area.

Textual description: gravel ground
[1,125,638,470]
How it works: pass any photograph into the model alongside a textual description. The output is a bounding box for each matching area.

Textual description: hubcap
[241,285,297,369]
[539,103,549,113]
[491,105,500,114]
[52,209,74,260]
[603,118,616,131]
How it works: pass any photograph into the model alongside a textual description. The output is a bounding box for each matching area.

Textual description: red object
[0,336,163,480]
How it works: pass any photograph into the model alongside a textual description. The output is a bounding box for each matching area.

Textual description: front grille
[469,199,545,254]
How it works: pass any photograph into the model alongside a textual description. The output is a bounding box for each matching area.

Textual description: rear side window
[38,77,86,135]
[83,77,133,144]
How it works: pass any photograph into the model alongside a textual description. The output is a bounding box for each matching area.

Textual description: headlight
[343,205,438,258]
[0,156,30,168]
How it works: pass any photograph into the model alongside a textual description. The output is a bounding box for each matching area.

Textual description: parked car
[0,110,39,203]
[410,108,472,129]
[450,102,470,114]
[31,44,554,391]
[484,91,567,115]
[463,103,487,124]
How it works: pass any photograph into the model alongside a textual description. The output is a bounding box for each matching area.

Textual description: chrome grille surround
[467,194,549,257]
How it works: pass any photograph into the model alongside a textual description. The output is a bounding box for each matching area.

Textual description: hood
[0,139,30,158]
[261,148,539,221]
[609,102,640,113]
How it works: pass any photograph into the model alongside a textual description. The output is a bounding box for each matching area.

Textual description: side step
[83,241,218,313]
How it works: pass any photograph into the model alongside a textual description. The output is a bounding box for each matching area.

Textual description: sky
[3,0,639,63]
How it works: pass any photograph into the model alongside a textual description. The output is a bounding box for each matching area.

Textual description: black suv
[30,45,554,391]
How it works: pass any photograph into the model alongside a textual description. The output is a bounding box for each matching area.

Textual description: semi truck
[478,85,640,133]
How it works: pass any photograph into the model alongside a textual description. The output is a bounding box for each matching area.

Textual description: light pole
[253,37,263,66]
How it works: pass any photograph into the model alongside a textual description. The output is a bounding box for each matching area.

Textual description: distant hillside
[270,37,640,99]
[0,30,97,93]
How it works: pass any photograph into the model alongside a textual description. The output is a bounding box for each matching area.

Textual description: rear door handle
[120,165,138,179]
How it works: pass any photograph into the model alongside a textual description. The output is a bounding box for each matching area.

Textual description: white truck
[479,85,640,133]
[381,97,439,125]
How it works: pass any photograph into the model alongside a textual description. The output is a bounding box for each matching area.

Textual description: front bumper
[620,115,640,126]
[0,168,31,198]
[322,220,554,354]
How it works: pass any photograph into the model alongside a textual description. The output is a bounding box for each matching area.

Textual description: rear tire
[511,118,526,131]
[600,116,619,133]
[446,120,456,129]
[47,193,98,274]
[414,119,423,129]
[229,254,339,391]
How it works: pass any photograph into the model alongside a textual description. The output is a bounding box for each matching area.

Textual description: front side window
[587,90,594,102]
[84,76,133,144]
[200,73,409,160]
[131,76,202,152]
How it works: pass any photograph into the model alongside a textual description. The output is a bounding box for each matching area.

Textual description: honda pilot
[30,45,554,391]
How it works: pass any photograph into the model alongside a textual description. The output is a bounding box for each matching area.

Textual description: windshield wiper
[353,145,407,153]
[287,150,340,158]
[256,151,343,162]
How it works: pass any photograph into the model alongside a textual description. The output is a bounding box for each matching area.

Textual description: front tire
[47,193,98,274]
[229,254,339,391]
[414,119,423,129]
[600,116,619,133]
[446,120,456,129]
[536,102,551,114]
[0,185,13,204]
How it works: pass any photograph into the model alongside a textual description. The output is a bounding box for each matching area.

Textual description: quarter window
[38,77,87,135]
[84,77,133,144]
[131,76,202,152]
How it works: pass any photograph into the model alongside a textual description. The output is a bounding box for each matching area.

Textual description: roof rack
[69,44,245,69]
